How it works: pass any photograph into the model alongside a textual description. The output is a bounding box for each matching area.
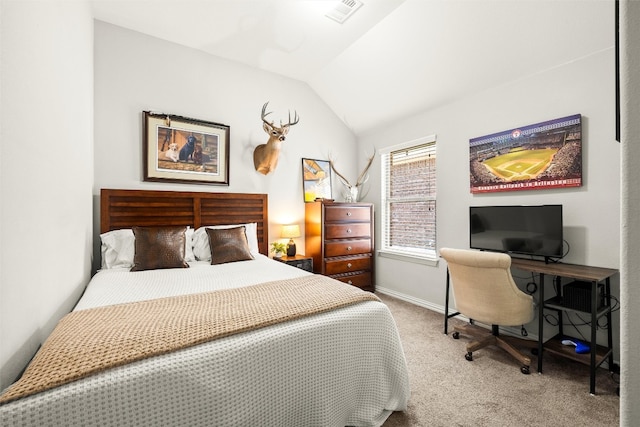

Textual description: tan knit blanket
[0,275,379,404]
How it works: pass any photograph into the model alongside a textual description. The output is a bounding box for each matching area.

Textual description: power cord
[543,313,559,326]
[542,239,571,264]
[564,312,588,343]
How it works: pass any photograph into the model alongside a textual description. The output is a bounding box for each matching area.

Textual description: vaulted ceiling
[90,0,614,136]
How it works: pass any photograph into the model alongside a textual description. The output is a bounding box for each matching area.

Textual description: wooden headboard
[101,189,269,255]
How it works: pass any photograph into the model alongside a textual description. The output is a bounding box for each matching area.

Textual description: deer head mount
[330,152,375,202]
[253,102,299,175]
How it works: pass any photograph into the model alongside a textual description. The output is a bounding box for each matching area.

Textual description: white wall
[359,44,619,350]
[620,1,639,424]
[93,21,357,269]
[0,1,94,390]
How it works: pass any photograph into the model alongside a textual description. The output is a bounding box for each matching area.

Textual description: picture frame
[143,111,230,185]
[302,158,332,202]
[469,114,582,193]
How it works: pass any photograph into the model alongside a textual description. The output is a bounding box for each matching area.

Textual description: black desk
[510,258,618,395]
[443,257,617,394]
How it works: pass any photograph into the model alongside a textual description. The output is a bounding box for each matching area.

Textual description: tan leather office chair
[440,247,535,374]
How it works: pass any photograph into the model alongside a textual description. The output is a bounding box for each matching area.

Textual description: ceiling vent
[325,0,363,24]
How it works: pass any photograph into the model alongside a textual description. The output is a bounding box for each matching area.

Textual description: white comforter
[1,255,410,426]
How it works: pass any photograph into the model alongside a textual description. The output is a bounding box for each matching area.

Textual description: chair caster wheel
[521,366,530,375]
[452,332,460,339]
[465,352,473,361]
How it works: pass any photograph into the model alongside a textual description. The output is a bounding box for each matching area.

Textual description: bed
[0,189,410,427]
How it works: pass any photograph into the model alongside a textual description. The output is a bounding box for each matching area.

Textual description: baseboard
[375,286,620,370]
[375,286,449,315]
[375,286,540,341]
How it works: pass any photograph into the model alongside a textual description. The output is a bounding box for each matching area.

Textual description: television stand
[510,258,618,395]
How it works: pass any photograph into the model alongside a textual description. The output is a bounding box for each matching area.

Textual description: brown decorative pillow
[131,226,190,272]
[206,226,254,265]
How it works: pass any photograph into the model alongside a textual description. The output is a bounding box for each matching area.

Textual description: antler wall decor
[253,102,299,175]
[330,152,375,202]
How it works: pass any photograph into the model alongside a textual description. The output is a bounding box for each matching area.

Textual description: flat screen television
[469,205,563,260]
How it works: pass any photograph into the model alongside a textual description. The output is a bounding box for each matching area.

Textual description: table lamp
[281,224,300,257]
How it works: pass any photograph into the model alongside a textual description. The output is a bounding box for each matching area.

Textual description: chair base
[452,322,534,374]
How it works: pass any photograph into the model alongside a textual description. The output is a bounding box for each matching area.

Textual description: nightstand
[273,254,313,272]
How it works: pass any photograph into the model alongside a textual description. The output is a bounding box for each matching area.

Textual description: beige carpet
[378,293,620,427]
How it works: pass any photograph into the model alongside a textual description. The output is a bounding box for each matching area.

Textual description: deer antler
[329,158,353,188]
[283,110,299,128]
[263,102,299,129]
[330,152,376,189]
[261,102,273,126]
[355,152,375,186]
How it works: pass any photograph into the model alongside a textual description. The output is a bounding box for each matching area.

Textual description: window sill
[377,249,439,267]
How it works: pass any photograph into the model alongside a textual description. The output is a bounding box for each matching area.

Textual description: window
[380,135,437,263]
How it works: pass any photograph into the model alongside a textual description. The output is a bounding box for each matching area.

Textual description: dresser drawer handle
[346,212,352,217]
[347,228,352,233]
[347,263,353,268]
[347,246,352,251]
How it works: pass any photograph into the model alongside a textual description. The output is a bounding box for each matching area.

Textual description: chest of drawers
[305,201,374,292]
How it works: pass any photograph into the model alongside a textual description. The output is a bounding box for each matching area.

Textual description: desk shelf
[543,296,612,318]
[544,334,613,368]
[510,258,618,395]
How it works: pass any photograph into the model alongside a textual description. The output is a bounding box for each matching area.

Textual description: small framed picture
[302,158,332,202]
[143,111,230,185]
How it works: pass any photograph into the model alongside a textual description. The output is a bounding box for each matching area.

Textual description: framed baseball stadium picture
[143,111,230,185]
[469,114,582,193]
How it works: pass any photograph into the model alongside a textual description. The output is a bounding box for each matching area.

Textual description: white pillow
[185,228,195,262]
[100,227,195,269]
[193,223,259,261]
[100,229,135,269]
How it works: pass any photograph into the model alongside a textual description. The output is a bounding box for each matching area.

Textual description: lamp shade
[281,224,301,239]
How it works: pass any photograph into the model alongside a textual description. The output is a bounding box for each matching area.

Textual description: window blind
[381,139,437,259]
